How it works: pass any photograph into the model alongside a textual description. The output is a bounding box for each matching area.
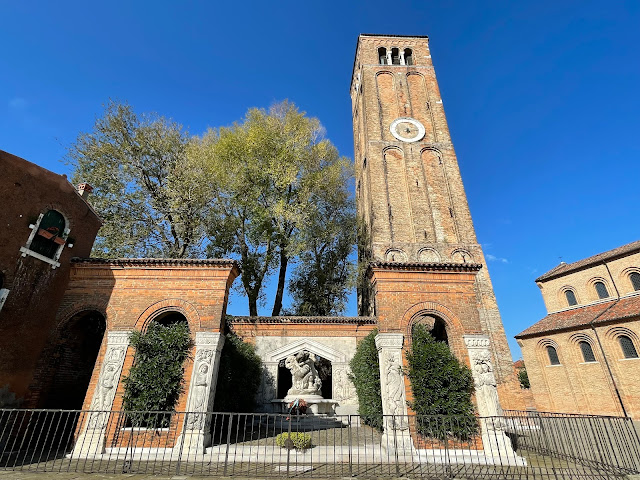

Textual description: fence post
[175,412,187,475]
[223,413,233,476]
[286,414,292,478]
[348,415,352,477]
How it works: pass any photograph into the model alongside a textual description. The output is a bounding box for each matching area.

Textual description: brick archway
[134,298,201,333]
[27,305,108,409]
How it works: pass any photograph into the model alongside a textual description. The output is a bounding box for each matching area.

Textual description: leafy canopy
[192,101,355,316]
[68,101,210,258]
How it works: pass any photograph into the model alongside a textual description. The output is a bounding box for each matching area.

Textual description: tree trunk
[271,246,289,316]
[248,291,258,317]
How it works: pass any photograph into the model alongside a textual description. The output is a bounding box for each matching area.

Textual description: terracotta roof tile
[536,240,640,282]
[230,316,377,325]
[516,295,640,338]
[71,257,239,268]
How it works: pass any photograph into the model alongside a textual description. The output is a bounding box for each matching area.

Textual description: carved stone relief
[332,365,357,404]
[87,331,130,429]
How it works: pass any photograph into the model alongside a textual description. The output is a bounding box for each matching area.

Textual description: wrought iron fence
[0,408,638,478]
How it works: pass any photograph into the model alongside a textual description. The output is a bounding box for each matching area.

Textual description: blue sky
[2,1,639,359]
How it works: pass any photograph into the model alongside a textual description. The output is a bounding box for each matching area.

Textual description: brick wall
[0,150,102,402]
[518,317,640,418]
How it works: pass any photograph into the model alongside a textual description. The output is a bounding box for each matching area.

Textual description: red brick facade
[0,150,102,403]
[350,35,523,410]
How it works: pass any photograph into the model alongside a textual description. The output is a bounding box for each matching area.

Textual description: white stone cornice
[463,334,490,349]
[375,333,404,350]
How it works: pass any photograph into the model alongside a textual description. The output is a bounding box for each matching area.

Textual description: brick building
[0,150,102,406]
[350,34,522,413]
[516,240,640,418]
[2,34,525,457]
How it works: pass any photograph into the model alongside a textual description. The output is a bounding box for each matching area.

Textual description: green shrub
[518,367,530,389]
[213,331,262,412]
[276,432,312,449]
[122,322,193,427]
[406,324,477,440]
[348,329,383,431]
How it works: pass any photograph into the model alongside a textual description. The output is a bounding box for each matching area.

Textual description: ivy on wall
[348,329,383,431]
[213,332,262,412]
[122,322,193,426]
[406,324,477,440]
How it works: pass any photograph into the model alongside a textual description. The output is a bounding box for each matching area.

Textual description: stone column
[179,331,225,452]
[73,331,131,457]
[260,362,278,412]
[464,335,521,461]
[375,333,412,453]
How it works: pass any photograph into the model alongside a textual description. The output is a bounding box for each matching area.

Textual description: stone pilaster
[375,333,412,452]
[179,331,225,452]
[73,331,131,457]
[464,335,522,461]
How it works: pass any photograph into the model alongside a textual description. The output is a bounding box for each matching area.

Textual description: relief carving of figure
[88,346,125,428]
[334,367,356,403]
[285,350,322,396]
[472,349,504,430]
[384,353,406,429]
[187,349,214,429]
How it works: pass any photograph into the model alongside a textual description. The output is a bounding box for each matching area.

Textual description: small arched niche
[411,313,448,345]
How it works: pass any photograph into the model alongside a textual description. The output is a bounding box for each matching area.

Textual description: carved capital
[195,331,225,350]
[107,330,131,345]
[375,333,404,351]
[463,334,490,349]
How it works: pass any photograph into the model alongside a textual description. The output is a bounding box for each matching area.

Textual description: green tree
[213,331,262,412]
[67,101,211,258]
[518,366,530,389]
[348,330,383,430]
[286,191,356,316]
[122,322,193,426]
[406,324,477,440]
[193,101,354,316]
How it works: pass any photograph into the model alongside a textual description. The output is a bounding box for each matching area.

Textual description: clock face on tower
[389,117,426,143]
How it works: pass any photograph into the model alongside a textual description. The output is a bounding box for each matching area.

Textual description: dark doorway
[277,359,292,399]
[42,311,106,409]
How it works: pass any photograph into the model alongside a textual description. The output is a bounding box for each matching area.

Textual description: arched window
[404,48,413,65]
[378,47,387,65]
[391,48,400,65]
[594,281,609,299]
[565,290,578,306]
[579,341,596,362]
[630,272,640,291]
[619,335,639,359]
[29,210,66,259]
[547,346,560,365]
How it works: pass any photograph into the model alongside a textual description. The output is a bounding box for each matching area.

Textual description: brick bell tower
[350,34,522,416]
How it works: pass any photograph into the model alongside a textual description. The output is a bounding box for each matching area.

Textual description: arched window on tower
[579,341,596,362]
[594,281,609,299]
[565,290,578,306]
[378,47,387,65]
[391,48,400,65]
[404,48,414,65]
[630,272,640,291]
[29,210,67,259]
[619,335,639,359]
[547,346,561,365]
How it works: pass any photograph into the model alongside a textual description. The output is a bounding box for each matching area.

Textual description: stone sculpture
[88,345,125,428]
[284,350,322,396]
[471,349,505,430]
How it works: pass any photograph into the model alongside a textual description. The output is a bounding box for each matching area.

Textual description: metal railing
[0,408,638,478]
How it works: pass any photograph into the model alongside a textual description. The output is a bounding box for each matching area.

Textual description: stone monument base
[273,396,339,415]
